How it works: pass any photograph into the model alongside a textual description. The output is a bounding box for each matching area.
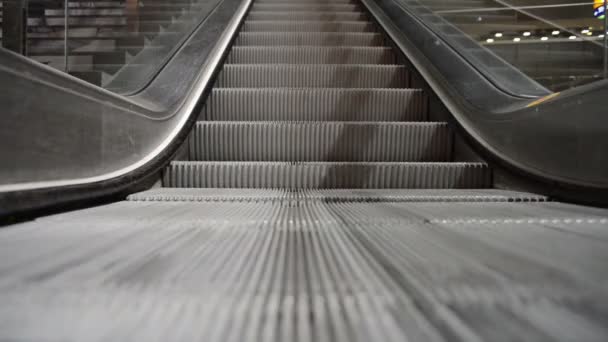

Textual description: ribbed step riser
[163,162,491,189]
[190,122,452,162]
[203,89,427,121]
[215,65,409,88]
[234,32,386,47]
[251,4,360,11]
[242,21,376,33]
[226,47,396,65]
[247,11,367,21]
[255,0,357,3]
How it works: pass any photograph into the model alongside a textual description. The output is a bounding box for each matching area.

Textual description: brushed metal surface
[215,64,410,88]
[234,32,386,46]
[0,197,607,341]
[203,88,427,121]
[188,121,452,162]
[163,161,491,188]
[128,188,549,202]
[226,46,396,64]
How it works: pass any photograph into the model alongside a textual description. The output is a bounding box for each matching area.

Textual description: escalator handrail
[0,0,252,218]
[363,0,608,203]
[402,0,551,99]
[105,0,225,96]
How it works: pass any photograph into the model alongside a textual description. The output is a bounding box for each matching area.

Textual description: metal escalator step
[242,21,376,33]
[226,47,396,64]
[247,11,367,21]
[189,121,452,162]
[128,188,549,202]
[163,161,491,189]
[234,32,386,46]
[251,4,360,11]
[203,88,427,121]
[215,65,409,88]
[255,0,357,3]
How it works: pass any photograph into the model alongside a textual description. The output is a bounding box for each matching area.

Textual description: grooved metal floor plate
[128,188,550,202]
[1,198,607,341]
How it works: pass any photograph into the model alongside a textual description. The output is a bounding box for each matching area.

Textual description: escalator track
[1,0,608,340]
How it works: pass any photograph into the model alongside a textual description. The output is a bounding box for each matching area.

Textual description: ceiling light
[582,29,590,34]
[486,38,494,43]
[569,35,577,40]
[600,34,605,38]
[495,32,503,38]
[540,37,548,41]
[587,31,593,36]
[523,31,531,36]
[513,37,521,42]
[552,30,560,35]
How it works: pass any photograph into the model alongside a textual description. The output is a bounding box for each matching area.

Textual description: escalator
[1,0,608,341]
[163,0,490,190]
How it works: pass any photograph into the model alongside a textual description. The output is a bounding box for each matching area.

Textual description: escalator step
[163,161,491,189]
[251,4,360,11]
[247,11,367,21]
[189,121,452,162]
[128,188,549,203]
[234,32,387,46]
[242,21,376,32]
[226,47,396,64]
[255,0,358,3]
[215,65,409,88]
[203,88,427,121]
